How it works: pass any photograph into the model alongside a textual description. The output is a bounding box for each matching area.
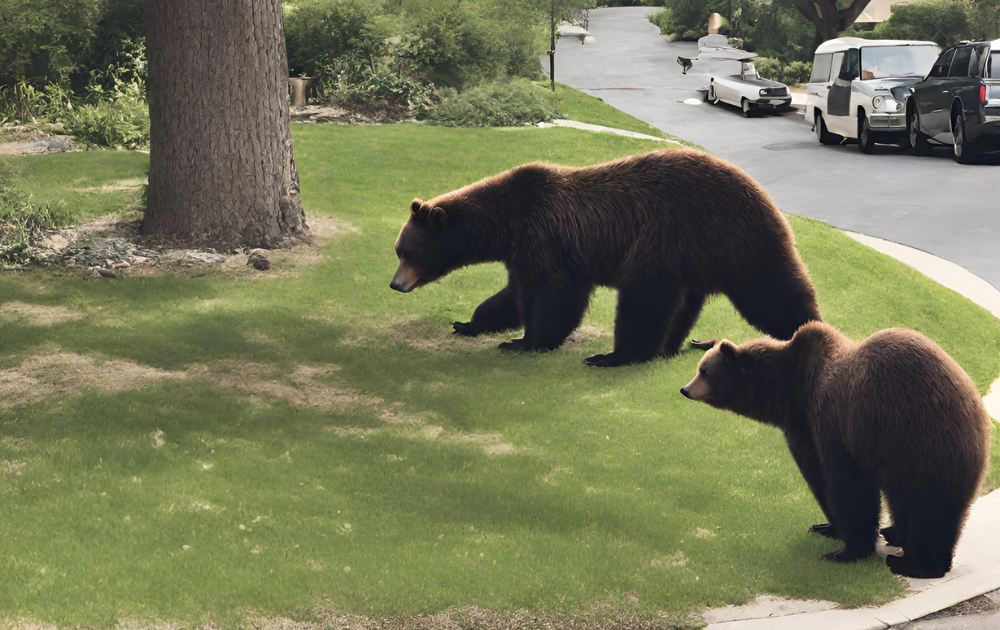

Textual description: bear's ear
[718,340,738,360]
[430,206,448,228]
[410,198,429,221]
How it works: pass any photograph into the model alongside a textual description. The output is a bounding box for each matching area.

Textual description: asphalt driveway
[554,7,1000,289]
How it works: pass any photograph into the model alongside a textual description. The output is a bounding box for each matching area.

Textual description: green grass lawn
[0,123,997,629]
[3,150,148,225]
[537,82,695,146]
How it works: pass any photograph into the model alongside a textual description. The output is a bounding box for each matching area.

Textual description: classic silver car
[678,35,792,117]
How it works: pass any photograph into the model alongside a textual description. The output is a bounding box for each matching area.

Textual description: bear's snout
[390,260,422,293]
[680,387,692,399]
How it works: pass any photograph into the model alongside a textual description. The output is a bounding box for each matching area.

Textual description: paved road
[555,7,1000,288]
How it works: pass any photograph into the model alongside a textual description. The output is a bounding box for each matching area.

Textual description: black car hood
[872,77,924,101]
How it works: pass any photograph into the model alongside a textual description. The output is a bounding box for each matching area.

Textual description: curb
[703,232,1000,630]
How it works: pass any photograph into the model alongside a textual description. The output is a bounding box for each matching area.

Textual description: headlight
[759,88,767,97]
[872,96,901,112]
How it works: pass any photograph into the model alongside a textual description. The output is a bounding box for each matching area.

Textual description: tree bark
[143,0,307,249]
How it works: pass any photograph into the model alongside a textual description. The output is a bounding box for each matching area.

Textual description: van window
[811,53,833,83]
[929,48,956,78]
[950,46,973,77]
[988,52,998,79]
[846,48,860,79]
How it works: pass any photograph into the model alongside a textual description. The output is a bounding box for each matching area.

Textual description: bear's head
[391,198,464,293]
[680,340,755,414]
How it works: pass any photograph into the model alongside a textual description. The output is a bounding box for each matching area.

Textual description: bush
[755,57,812,86]
[63,98,149,149]
[871,0,969,47]
[320,62,435,118]
[0,81,74,125]
[424,79,559,127]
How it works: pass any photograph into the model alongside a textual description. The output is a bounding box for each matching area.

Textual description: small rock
[40,234,70,251]
[46,137,72,151]
[247,249,270,271]
[95,268,118,279]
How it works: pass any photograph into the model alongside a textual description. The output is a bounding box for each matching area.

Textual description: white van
[805,38,939,153]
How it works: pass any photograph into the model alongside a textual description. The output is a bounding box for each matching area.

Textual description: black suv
[908,39,1000,163]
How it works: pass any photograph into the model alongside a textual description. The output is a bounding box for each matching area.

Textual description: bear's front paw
[809,523,840,540]
[583,352,637,368]
[822,545,875,563]
[498,338,528,352]
[452,321,482,337]
[690,338,717,351]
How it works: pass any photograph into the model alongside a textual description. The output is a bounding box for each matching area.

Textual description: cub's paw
[885,554,948,579]
[880,525,902,547]
[690,338,717,351]
[452,321,482,337]
[809,523,840,540]
[822,545,875,563]
[498,338,528,352]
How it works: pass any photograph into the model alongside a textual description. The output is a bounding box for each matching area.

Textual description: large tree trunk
[797,0,872,43]
[143,0,307,249]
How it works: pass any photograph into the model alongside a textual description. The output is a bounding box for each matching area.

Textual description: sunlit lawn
[0,122,996,628]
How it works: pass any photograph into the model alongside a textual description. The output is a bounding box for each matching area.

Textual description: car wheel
[908,108,932,156]
[814,112,840,145]
[858,115,875,154]
[708,83,718,105]
[952,113,977,165]
[741,98,751,117]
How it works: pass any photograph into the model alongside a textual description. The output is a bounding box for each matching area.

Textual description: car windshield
[859,45,939,79]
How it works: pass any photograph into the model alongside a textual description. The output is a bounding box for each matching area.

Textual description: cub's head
[391,198,461,293]
[680,340,754,412]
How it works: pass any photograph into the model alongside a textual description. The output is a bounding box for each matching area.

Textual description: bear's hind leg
[886,496,964,578]
[820,448,880,563]
[661,291,706,357]
[454,284,521,337]
[499,285,590,352]
[728,281,821,340]
[585,283,679,368]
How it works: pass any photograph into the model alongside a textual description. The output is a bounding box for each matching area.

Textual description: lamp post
[549,1,556,91]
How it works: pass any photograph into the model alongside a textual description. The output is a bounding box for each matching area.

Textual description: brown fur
[392,148,822,366]
[682,322,992,577]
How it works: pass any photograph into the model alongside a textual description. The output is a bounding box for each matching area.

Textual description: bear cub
[680,322,991,578]
[391,149,821,367]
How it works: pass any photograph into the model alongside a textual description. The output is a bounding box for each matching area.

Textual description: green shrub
[755,57,812,86]
[62,98,149,149]
[321,63,435,117]
[0,81,74,125]
[424,79,558,127]
[871,0,969,47]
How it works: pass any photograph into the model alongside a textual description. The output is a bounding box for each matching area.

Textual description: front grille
[760,87,787,97]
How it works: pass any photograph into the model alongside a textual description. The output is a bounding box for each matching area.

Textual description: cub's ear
[430,206,448,228]
[410,198,429,220]
[718,340,738,359]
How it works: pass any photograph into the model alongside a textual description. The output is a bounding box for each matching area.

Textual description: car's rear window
[989,52,999,79]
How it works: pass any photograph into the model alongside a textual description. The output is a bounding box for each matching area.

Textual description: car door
[917,47,956,140]
[807,53,834,123]
[934,45,979,142]
[827,48,858,137]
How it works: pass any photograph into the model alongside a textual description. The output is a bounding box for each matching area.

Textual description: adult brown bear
[680,322,992,578]
[391,148,821,367]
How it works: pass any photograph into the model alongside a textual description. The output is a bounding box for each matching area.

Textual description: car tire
[742,98,752,117]
[908,107,932,156]
[708,83,719,105]
[952,113,978,165]
[814,112,840,145]
[858,115,876,154]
